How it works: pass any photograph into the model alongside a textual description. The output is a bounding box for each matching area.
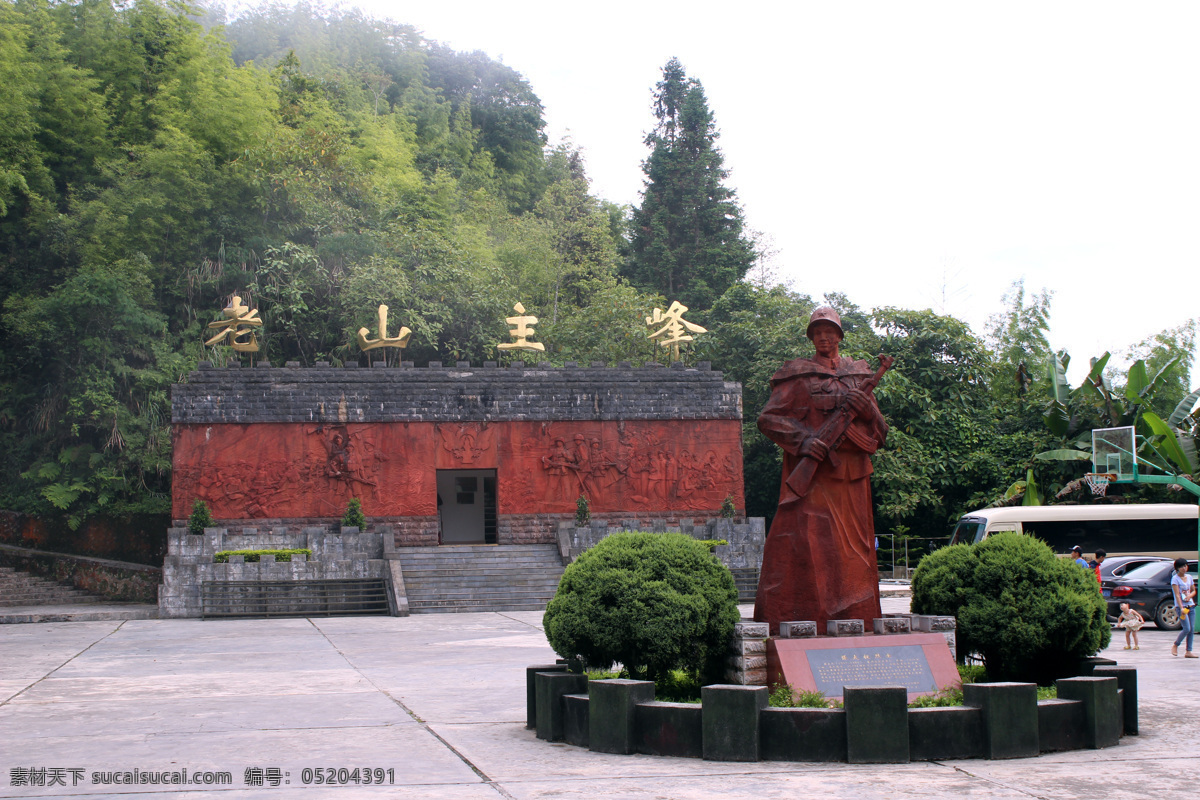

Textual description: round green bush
[911,532,1111,684]
[543,532,740,683]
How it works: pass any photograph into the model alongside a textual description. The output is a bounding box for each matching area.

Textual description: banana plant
[1141,388,1200,476]
[1010,351,1183,503]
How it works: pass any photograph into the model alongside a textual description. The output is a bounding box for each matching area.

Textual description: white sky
[351,1,1200,384]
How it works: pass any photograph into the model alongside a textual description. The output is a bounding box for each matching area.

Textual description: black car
[1099,555,1171,582]
[1103,559,1199,630]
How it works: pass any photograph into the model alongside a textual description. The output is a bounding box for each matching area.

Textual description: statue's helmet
[805,306,844,340]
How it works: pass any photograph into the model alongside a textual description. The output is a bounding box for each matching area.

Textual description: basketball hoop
[1084,473,1116,497]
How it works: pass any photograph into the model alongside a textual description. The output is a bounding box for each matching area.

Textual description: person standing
[754,307,889,633]
[1170,558,1196,657]
[1090,549,1107,584]
[1116,602,1144,650]
[1071,546,1089,568]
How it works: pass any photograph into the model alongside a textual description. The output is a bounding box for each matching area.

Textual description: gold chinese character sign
[646,301,707,362]
[496,302,545,353]
[358,305,412,352]
[205,295,263,353]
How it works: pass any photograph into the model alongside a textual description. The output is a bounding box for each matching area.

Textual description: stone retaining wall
[159,526,407,618]
[0,543,161,602]
[529,667,1135,763]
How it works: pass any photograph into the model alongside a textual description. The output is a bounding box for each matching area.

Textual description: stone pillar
[1056,676,1121,748]
[1093,665,1138,735]
[844,686,908,763]
[535,671,588,741]
[588,679,655,754]
[701,685,767,761]
[963,682,1038,759]
[725,621,768,685]
[526,664,568,729]
[912,614,956,660]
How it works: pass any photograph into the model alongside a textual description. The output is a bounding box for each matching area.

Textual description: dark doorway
[436,469,497,544]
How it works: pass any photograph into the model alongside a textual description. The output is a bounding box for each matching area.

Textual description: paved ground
[1,595,1197,799]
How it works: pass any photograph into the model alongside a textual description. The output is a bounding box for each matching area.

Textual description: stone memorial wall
[171,360,745,546]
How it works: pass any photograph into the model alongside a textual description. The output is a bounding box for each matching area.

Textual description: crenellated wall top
[171,361,743,424]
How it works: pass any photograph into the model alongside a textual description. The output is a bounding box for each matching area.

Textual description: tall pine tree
[623,58,755,311]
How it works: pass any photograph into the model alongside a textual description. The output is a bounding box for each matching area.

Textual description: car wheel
[1155,600,1181,630]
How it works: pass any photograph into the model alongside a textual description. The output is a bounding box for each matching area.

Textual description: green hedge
[544,532,739,684]
[911,532,1110,684]
[214,548,312,564]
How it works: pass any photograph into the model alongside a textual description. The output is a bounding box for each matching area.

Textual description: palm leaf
[1021,469,1042,506]
[1034,449,1092,462]
[1046,352,1070,405]
[1168,387,1200,427]
[1125,360,1149,403]
[1141,411,1194,474]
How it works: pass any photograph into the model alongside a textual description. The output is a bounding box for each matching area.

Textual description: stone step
[396,544,563,614]
[409,602,550,613]
[0,567,108,607]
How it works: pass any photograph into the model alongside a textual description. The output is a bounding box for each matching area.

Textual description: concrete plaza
[1,596,1197,799]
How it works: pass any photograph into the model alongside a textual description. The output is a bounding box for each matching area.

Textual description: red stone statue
[754,307,891,634]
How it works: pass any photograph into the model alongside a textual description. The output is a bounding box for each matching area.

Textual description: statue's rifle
[785,354,894,498]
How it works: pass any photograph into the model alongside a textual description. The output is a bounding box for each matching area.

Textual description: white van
[948,503,1199,559]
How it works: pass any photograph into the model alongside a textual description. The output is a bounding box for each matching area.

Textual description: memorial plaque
[767,633,960,701]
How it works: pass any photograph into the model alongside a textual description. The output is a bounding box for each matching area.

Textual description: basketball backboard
[1091,426,1136,481]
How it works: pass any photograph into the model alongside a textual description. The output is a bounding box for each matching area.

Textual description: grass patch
[584,668,703,703]
[768,683,839,708]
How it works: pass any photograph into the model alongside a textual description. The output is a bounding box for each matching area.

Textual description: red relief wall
[171,420,744,521]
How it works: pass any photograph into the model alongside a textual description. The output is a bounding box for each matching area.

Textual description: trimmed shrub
[341,498,366,529]
[575,494,590,526]
[543,532,740,684]
[214,548,312,563]
[188,500,214,535]
[911,532,1111,684]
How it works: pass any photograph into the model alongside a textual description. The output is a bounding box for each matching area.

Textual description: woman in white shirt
[1170,558,1196,658]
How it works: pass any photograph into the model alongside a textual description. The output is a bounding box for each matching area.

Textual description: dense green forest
[1,0,1196,551]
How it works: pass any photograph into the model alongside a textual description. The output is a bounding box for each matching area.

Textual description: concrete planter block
[588,679,655,754]
[229,555,245,564]
[1037,699,1085,752]
[727,655,767,672]
[724,668,767,686]
[701,684,767,761]
[526,664,568,728]
[1075,656,1118,677]
[1055,676,1120,749]
[1093,665,1138,735]
[778,621,817,639]
[908,707,983,761]
[730,638,766,656]
[872,617,911,635]
[826,619,864,637]
[563,694,590,748]
[844,686,909,763]
[912,615,956,632]
[535,671,588,741]
[733,621,769,639]
[760,707,847,762]
[636,702,703,758]
[963,682,1038,759]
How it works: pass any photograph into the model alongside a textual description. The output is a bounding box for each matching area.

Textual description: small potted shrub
[342,498,366,531]
[188,500,214,536]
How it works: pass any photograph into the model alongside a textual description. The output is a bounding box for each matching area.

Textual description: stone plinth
[701,685,767,761]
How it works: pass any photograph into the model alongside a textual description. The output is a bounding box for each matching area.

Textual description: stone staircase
[730,567,759,603]
[0,567,104,607]
[398,544,565,613]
